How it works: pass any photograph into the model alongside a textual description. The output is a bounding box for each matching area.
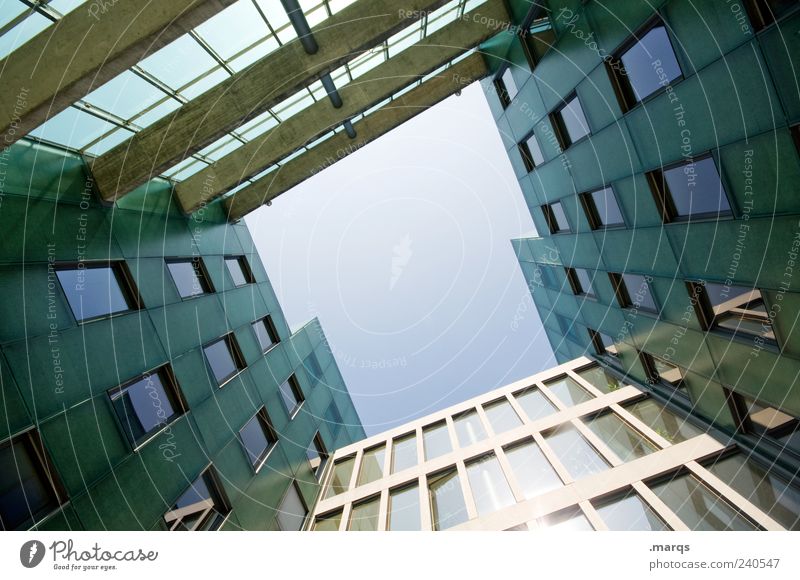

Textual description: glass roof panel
[195,1,272,61]
[349,48,386,80]
[131,97,182,128]
[84,127,136,156]
[28,106,118,150]
[0,11,49,59]
[273,91,315,121]
[387,22,422,58]
[199,135,244,161]
[0,1,28,29]
[237,109,280,139]
[169,158,210,181]
[138,34,217,91]
[328,0,357,13]
[229,36,281,72]
[83,70,168,120]
[47,0,86,15]
[179,68,230,100]
[254,0,291,30]
[426,1,460,35]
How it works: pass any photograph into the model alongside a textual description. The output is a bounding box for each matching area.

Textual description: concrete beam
[224,53,489,221]
[176,0,510,213]
[90,0,453,202]
[0,0,236,146]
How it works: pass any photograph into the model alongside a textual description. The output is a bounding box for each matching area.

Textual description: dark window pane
[167,259,210,298]
[702,283,775,341]
[589,187,624,227]
[225,256,251,286]
[304,354,323,382]
[56,265,131,321]
[577,365,624,394]
[239,413,273,467]
[203,337,239,384]
[620,25,681,102]
[574,268,595,297]
[558,95,590,144]
[165,470,227,531]
[252,317,277,352]
[306,436,328,478]
[663,157,731,218]
[549,201,569,231]
[622,274,657,311]
[110,372,178,445]
[0,436,59,530]
[539,265,558,289]
[325,403,343,438]
[279,378,303,416]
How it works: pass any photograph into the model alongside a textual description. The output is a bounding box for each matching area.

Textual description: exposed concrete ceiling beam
[224,52,489,222]
[0,0,236,146]
[89,0,452,202]
[176,0,509,213]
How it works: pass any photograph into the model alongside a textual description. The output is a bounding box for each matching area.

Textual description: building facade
[0,139,364,531]
[480,0,800,476]
[310,357,799,531]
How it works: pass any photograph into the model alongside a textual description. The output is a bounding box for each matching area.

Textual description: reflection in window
[466,454,516,517]
[454,410,487,447]
[203,335,243,385]
[276,483,308,531]
[514,388,557,421]
[535,508,594,531]
[313,511,342,531]
[519,132,545,172]
[306,434,328,480]
[595,491,668,531]
[706,454,799,530]
[611,273,658,312]
[625,398,704,443]
[545,424,609,479]
[166,258,213,298]
[56,263,137,322]
[165,469,229,531]
[238,409,277,470]
[542,201,570,234]
[577,365,624,394]
[590,329,619,359]
[423,422,452,460]
[566,268,595,298]
[545,376,593,407]
[585,412,657,462]
[581,186,625,229]
[224,256,254,286]
[389,485,422,530]
[483,399,523,434]
[733,393,800,456]
[504,440,562,500]
[552,93,590,147]
[348,496,380,531]
[324,457,355,499]
[692,282,776,343]
[391,433,418,474]
[252,316,279,353]
[494,67,518,108]
[641,353,688,398]
[357,445,386,486]
[649,156,731,222]
[278,377,304,417]
[650,473,756,530]
[429,469,468,530]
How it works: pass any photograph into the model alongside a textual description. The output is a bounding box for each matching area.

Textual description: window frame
[565,267,595,298]
[742,0,799,31]
[549,92,590,149]
[224,255,256,287]
[165,256,215,299]
[279,375,305,419]
[579,185,626,229]
[306,432,329,480]
[163,466,232,532]
[541,201,570,234]
[493,66,518,109]
[55,260,143,324]
[609,272,658,313]
[238,407,278,472]
[251,315,280,354]
[518,131,545,172]
[276,481,309,531]
[202,332,247,387]
[725,389,800,456]
[639,351,689,398]
[588,328,620,360]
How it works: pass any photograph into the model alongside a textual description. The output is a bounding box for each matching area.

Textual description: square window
[56,262,140,322]
[313,510,342,531]
[580,186,625,229]
[541,201,570,234]
[550,93,590,148]
[108,366,185,448]
[306,433,329,480]
[203,334,245,386]
[224,256,255,286]
[164,468,230,531]
[166,258,214,298]
[608,19,682,110]
[610,273,658,312]
[239,408,277,470]
[276,482,308,531]
[348,495,380,531]
[577,364,625,394]
[252,316,279,353]
[585,412,657,462]
[423,421,451,460]
[519,132,545,172]
[0,431,65,530]
[278,376,304,417]
[513,387,557,421]
[689,282,776,344]
[566,267,595,298]
[648,155,732,222]
[504,439,562,499]
[545,375,593,406]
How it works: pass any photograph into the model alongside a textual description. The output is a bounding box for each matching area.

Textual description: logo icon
[20,540,46,568]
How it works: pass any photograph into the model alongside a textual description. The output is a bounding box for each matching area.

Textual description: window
[304,353,323,382]
[610,273,657,312]
[203,334,245,386]
[595,490,668,531]
[238,409,277,470]
[641,353,688,398]
[522,12,556,66]
[624,398,704,443]
[391,433,418,473]
[278,376,304,417]
[56,262,140,322]
[544,424,610,479]
[729,392,800,456]
[608,19,682,110]
[306,434,329,480]
[357,444,386,486]
[689,282,776,344]
[535,508,594,531]
[649,472,756,530]
[313,511,342,531]
[504,440,562,500]
[466,454,516,517]
[0,430,65,530]
[108,366,185,448]
[164,468,230,531]
[545,376,593,406]
[251,316,279,353]
[166,257,214,298]
[453,410,486,447]
[584,412,657,462]
[494,67,518,108]
[423,422,452,460]
[519,132,545,172]
[551,93,590,148]
[541,201,570,234]
[348,496,380,531]
[428,469,468,530]
[648,156,732,222]
[743,0,798,31]
[276,482,308,531]
[483,399,523,433]
[566,267,595,298]
[388,484,421,530]
[589,329,619,359]
[577,365,624,394]
[580,186,625,229]
[324,457,355,499]
[513,388,557,421]
[224,255,255,286]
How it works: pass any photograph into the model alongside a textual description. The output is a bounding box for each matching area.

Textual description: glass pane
[167,260,208,297]
[423,422,451,460]
[324,458,354,499]
[625,398,703,443]
[139,34,217,91]
[391,434,417,474]
[622,274,657,311]
[0,437,56,530]
[466,455,516,516]
[56,265,131,321]
[167,472,225,531]
[276,484,307,531]
[505,441,562,499]
[225,257,249,286]
[239,415,270,466]
[537,510,593,531]
[278,380,301,415]
[501,67,518,100]
[429,470,468,530]
[706,454,799,530]
[483,399,522,434]
[526,134,545,166]
[195,1,271,60]
[389,485,421,530]
[546,376,593,406]
[596,492,668,531]
[550,201,569,231]
[111,373,177,444]
[651,473,756,530]
[29,106,117,149]
[575,268,595,296]
[558,95,590,143]
[84,70,168,120]
[514,388,557,421]
[577,366,624,394]
[545,424,609,479]
[348,497,380,531]
[357,445,386,486]
[252,319,276,352]
[313,512,341,531]
[664,157,730,217]
[620,25,681,102]
[589,186,624,226]
[454,410,486,447]
[304,354,323,381]
[203,338,238,384]
[585,413,656,462]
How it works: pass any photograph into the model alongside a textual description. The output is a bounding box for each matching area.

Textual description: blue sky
[247,83,557,435]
